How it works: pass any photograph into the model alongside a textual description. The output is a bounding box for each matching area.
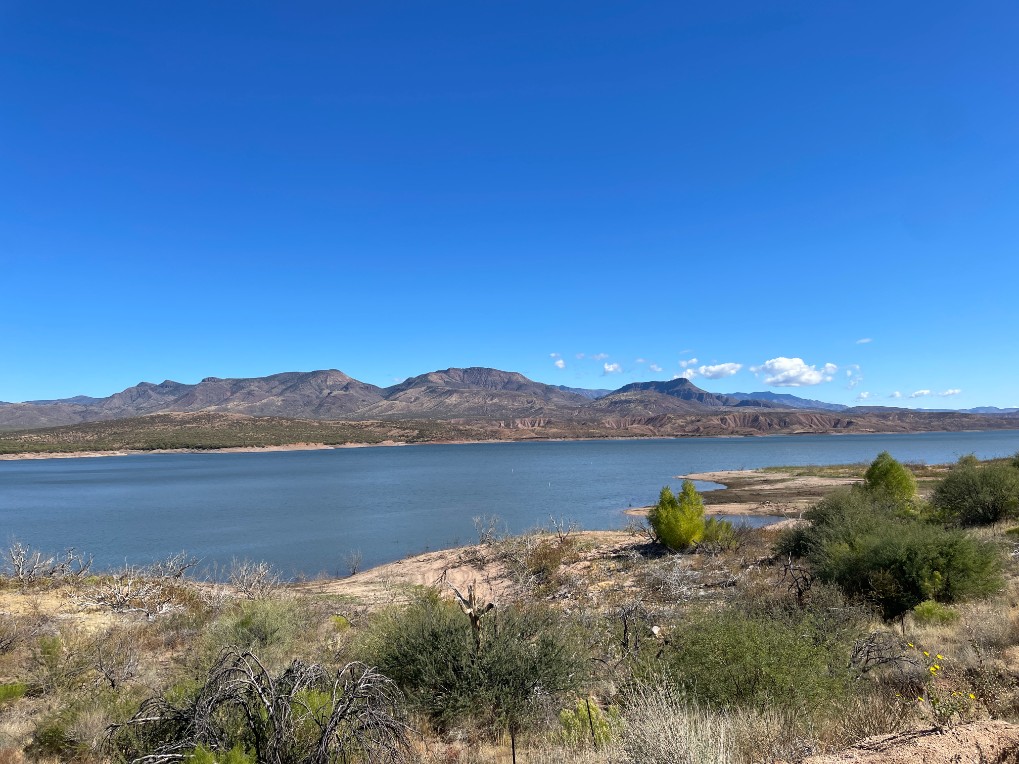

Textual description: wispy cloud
[549,352,560,358]
[649,363,663,373]
[889,391,902,399]
[909,389,932,398]
[750,357,837,387]
[635,358,646,364]
[856,391,871,401]
[940,388,962,397]
[845,364,863,389]
[679,357,698,368]
[554,359,565,369]
[575,353,585,360]
[603,362,622,374]
[592,353,609,361]
[856,338,873,344]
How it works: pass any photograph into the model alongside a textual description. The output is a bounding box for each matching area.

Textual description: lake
[2,429,1019,577]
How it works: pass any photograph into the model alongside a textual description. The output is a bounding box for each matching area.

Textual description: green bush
[30,634,91,693]
[359,592,586,740]
[790,488,1002,620]
[184,744,256,764]
[558,697,622,747]
[648,481,705,551]
[0,682,27,704]
[650,609,854,711]
[931,463,1019,526]
[701,516,738,551]
[864,451,917,506]
[912,600,960,626]
[203,597,311,662]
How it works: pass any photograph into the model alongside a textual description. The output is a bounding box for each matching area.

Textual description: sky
[1,2,1017,408]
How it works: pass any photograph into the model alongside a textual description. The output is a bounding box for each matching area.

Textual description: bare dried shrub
[72,553,205,618]
[0,615,18,655]
[226,558,281,600]
[472,515,505,546]
[88,626,142,690]
[4,541,92,584]
[617,684,734,764]
[110,650,410,763]
[343,550,363,577]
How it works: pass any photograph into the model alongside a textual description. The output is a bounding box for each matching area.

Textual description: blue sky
[1,2,1017,407]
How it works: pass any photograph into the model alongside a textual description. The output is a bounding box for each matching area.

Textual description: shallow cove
[2,429,1019,577]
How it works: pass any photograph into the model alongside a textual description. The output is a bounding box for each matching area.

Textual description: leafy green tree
[863,451,916,506]
[648,481,705,551]
[931,462,1019,526]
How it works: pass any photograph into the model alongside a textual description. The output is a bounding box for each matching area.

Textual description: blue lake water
[2,430,1019,577]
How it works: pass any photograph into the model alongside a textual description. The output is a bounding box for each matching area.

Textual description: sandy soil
[296,530,638,608]
[623,468,860,522]
[0,443,359,460]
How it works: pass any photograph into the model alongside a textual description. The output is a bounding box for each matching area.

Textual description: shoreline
[3,426,1018,461]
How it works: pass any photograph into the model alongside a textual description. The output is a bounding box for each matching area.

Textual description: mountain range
[1,367,1016,433]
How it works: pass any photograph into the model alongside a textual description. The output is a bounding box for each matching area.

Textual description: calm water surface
[3,430,1019,577]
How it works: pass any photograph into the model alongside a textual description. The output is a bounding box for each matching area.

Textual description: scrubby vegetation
[0,451,1018,762]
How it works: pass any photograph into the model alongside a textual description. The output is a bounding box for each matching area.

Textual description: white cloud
[889,391,902,399]
[856,391,871,401]
[549,352,560,358]
[673,372,695,380]
[575,353,585,360]
[750,357,837,387]
[649,363,663,373]
[603,362,622,374]
[695,362,742,379]
[909,389,932,398]
[940,388,962,397]
[679,358,698,368]
[592,353,609,361]
[856,338,872,344]
[635,358,646,364]
[554,359,565,369]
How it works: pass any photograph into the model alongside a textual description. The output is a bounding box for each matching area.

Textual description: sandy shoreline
[0,441,412,460]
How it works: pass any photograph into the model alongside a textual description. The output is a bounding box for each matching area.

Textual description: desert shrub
[912,600,959,626]
[29,634,91,693]
[649,609,854,712]
[111,650,408,764]
[226,558,281,600]
[648,481,705,552]
[557,697,622,748]
[0,614,18,655]
[701,517,738,552]
[184,744,257,763]
[27,707,77,759]
[782,487,1002,620]
[359,592,586,742]
[864,451,917,506]
[525,537,576,581]
[617,683,734,764]
[931,463,1019,526]
[203,597,311,662]
[813,517,1002,620]
[0,683,26,704]
[26,689,141,760]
